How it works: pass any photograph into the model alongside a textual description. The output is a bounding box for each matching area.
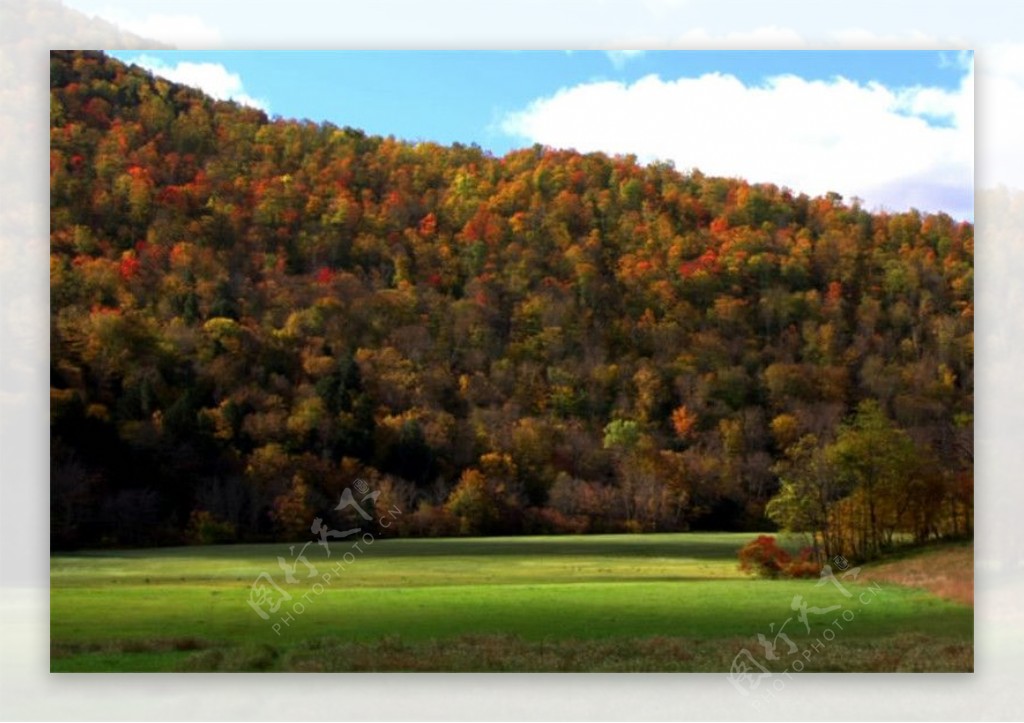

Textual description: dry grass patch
[865,543,973,606]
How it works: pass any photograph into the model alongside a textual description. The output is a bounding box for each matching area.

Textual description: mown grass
[50,533,754,588]
[50,533,973,672]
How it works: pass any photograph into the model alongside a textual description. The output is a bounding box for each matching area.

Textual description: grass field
[50,533,973,672]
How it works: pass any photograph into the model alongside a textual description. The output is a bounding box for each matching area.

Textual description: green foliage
[602,419,641,451]
[766,433,843,558]
[767,402,958,562]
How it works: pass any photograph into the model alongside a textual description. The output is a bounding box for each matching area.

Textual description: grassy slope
[50,533,973,672]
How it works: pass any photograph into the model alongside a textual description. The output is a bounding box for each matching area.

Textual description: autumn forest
[49,51,973,560]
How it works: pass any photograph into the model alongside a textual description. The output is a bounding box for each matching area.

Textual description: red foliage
[522,507,589,535]
[156,185,188,210]
[739,536,822,579]
[677,248,718,278]
[785,558,821,579]
[119,253,140,281]
[89,304,120,316]
[784,547,822,578]
[418,212,438,237]
[738,535,791,578]
[82,97,111,127]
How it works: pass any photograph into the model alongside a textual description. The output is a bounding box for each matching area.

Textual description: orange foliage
[670,405,698,441]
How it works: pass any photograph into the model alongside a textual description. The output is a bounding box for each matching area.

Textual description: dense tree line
[50,51,973,552]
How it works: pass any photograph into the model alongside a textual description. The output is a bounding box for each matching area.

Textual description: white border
[2,1,1021,720]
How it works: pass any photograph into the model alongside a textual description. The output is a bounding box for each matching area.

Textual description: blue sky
[108,49,968,151]
[107,50,974,219]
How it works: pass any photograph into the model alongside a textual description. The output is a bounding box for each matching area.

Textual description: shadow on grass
[166,632,972,673]
[51,636,212,657]
[56,534,760,562]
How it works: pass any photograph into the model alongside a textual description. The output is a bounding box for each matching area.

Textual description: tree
[602,419,641,451]
[445,468,500,536]
[766,434,843,561]
[270,474,314,540]
[827,400,923,558]
[670,405,699,442]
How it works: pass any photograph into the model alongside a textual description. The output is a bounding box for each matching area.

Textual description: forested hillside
[50,51,973,552]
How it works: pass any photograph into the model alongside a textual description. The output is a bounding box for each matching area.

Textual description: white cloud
[89,8,223,46]
[676,25,807,47]
[125,55,269,112]
[606,50,646,69]
[977,44,1024,191]
[827,28,951,48]
[79,5,224,45]
[939,49,975,70]
[501,62,974,219]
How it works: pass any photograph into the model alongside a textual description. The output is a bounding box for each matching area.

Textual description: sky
[106,49,974,221]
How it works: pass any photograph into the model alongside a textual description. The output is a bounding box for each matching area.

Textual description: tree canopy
[50,51,973,552]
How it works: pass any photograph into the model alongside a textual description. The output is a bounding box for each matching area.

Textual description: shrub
[404,502,457,537]
[738,536,824,579]
[738,535,791,578]
[522,507,589,535]
[784,559,821,578]
[186,509,236,545]
[783,547,822,578]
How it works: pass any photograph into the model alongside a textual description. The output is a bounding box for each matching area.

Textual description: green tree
[827,400,923,558]
[766,434,844,561]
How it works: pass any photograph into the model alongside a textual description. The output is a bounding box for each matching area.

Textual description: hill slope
[50,50,973,547]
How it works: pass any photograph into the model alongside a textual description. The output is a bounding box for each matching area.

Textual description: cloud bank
[978,43,1024,194]
[125,55,269,112]
[98,11,222,46]
[502,61,974,220]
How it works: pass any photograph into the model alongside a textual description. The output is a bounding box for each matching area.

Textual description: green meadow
[50,533,972,672]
